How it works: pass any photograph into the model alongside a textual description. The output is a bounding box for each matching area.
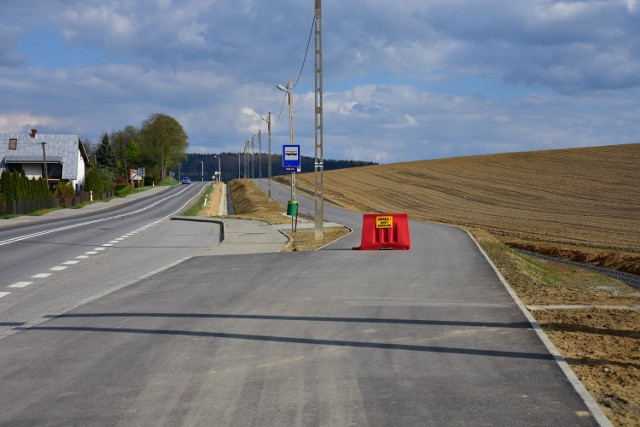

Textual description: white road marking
[0,186,193,247]
[76,255,90,259]
[108,241,119,244]
[63,260,80,265]
[9,282,32,288]
[86,251,98,254]
[32,273,52,278]
[102,244,113,247]
[92,248,105,251]
[0,292,10,299]
[50,266,68,271]
[115,237,126,241]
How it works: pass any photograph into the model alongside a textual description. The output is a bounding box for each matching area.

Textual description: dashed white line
[9,282,32,288]
[50,266,68,271]
[63,260,80,265]
[76,255,90,259]
[102,244,114,247]
[115,237,126,241]
[0,292,10,299]
[32,273,52,279]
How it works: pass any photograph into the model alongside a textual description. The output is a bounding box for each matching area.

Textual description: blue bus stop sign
[282,145,301,169]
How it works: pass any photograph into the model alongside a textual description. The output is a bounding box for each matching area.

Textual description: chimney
[30,129,38,138]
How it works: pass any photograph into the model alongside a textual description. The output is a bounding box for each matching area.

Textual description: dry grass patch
[226,179,350,250]
[280,226,351,252]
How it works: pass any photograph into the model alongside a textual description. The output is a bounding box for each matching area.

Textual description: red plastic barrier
[353,213,411,250]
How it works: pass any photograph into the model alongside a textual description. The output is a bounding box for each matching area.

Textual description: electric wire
[254,13,315,138]
[293,14,316,89]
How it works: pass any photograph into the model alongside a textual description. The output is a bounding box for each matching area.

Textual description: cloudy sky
[1,0,639,163]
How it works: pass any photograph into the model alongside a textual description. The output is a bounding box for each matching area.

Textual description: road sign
[282,145,301,169]
[376,215,393,229]
[138,167,145,177]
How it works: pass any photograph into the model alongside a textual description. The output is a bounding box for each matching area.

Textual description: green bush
[85,168,102,193]
[115,184,133,197]
[55,182,75,198]
[0,169,51,202]
[159,177,179,186]
[85,167,115,193]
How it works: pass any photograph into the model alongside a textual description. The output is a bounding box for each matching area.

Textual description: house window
[8,138,17,150]
[47,163,63,180]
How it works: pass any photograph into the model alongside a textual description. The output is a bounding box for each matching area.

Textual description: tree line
[88,112,189,185]
[180,153,377,183]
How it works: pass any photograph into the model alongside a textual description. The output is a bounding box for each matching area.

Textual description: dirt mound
[228,179,287,221]
[506,241,640,276]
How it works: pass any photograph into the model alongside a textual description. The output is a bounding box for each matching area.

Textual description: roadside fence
[1,191,115,216]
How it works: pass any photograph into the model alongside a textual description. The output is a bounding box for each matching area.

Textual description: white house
[0,130,90,192]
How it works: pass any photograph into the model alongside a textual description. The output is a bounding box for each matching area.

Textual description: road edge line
[463,229,613,427]
[5,257,193,340]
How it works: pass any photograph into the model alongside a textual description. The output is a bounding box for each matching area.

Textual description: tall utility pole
[257,129,262,181]
[41,141,48,186]
[314,0,324,239]
[250,136,255,179]
[244,139,251,179]
[261,112,272,198]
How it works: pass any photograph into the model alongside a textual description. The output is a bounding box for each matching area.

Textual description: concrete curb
[464,229,613,427]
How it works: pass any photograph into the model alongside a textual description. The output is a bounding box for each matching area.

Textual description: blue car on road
[182,177,191,184]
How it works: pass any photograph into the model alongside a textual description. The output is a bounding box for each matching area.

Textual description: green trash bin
[287,200,298,216]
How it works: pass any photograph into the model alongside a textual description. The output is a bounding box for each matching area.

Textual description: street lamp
[249,135,255,179]
[214,155,222,182]
[253,130,262,182]
[277,81,296,203]
[261,112,272,198]
[200,160,203,181]
[277,81,294,150]
[245,139,251,179]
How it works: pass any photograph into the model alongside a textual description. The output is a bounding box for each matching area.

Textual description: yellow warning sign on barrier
[376,216,393,228]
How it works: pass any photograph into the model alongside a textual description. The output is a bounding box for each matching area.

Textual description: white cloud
[0,0,639,163]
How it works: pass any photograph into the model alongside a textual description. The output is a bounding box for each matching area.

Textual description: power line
[273,92,287,128]
[293,14,316,89]
[262,14,315,134]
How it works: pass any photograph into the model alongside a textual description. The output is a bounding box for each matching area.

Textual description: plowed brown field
[288,143,640,273]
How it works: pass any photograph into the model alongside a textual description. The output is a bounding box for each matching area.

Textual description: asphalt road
[0,182,217,339]
[0,179,607,426]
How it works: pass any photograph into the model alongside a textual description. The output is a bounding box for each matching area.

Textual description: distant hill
[292,143,640,255]
[179,153,376,182]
